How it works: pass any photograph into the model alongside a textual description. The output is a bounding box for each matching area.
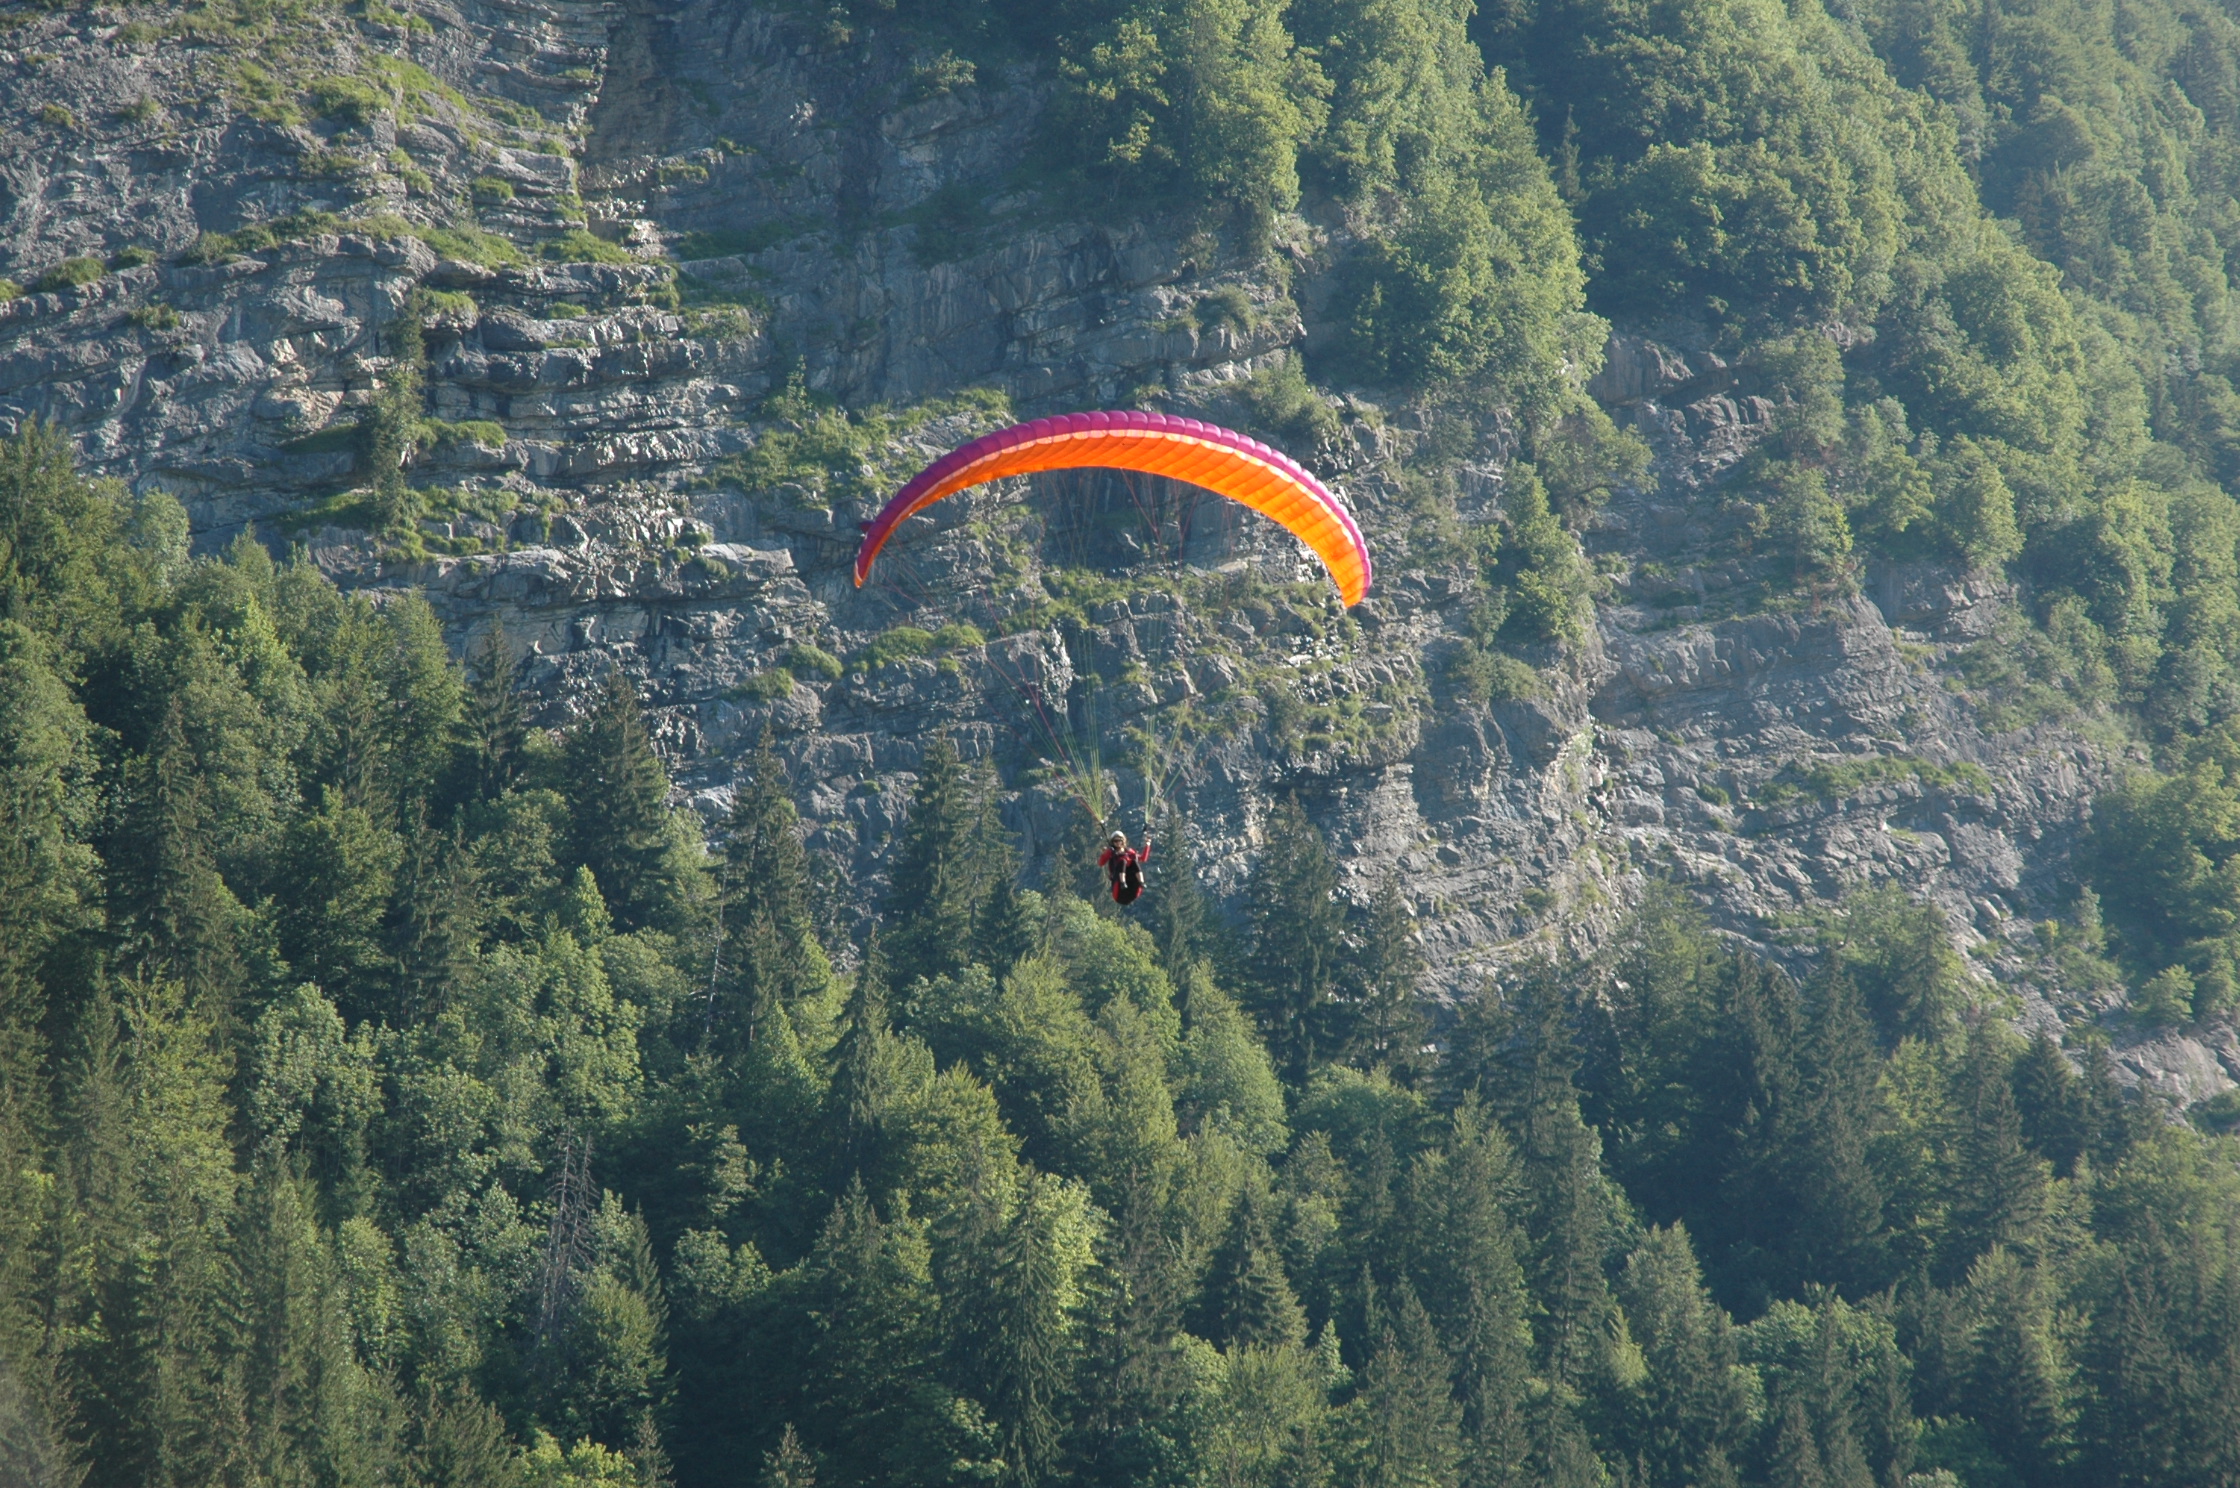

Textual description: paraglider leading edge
[851,410,1373,606]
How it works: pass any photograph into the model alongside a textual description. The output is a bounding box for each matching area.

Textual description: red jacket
[1097,840,1151,899]
[1097,839,1152,873]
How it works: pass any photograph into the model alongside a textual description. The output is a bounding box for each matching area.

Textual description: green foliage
[1491,465,1591,645]
[1319,28,1592,403]
[854,626,935,670]
[186,212,522,268]
[1048,0,1327,246]
[733,669,795,702]
[306,75,389,127]
[1235,358,1340,450]
[542,230,638,267]
[366,311,427,534]
[2079,721,2240,1013]
[29,257,103,293]
[562,671,708,935]
[1244,796,1345,1078]
[12,20,2240,1435]
[784,644,845,681]
[714,378,1010,511]
[421,418,507,451]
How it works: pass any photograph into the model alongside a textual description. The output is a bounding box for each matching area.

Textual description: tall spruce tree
[1139,809,1216,979]
[454,625,529,805]
[946,1168,1075,1486]
[1245,796,1346,1081]
[1945,1026,2049,1277]
[1348,877,1429,1083]
[1346,1278,1464,1488]
[1069,1173,1193,1488]
[2009,1029,2088,1178]
[109,697,244,1002]
[1409,1104,1533,1488]
[1791,972,1888,1294]
[1961,1248,2072,1485]
[386,802,482,1023]
[1804,1301,1875,1488]
[563,669,694,934]
[413,1385,523,1488]
[1197,1181,1308,1351]
[714,734,826,1055]
[1477,969,1625,1392]
[1768,1397,1829,1488]
[831,933,894,1183]
[1617,1225,1750,1488]
[884,736,988,989]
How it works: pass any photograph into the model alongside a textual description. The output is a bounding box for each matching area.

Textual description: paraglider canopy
[852,410,1372,605]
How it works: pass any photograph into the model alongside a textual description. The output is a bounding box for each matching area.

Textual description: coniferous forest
[3,416,2239,1488]
[10,0,2240,1484]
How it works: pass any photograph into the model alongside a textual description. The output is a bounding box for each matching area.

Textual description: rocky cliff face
[1,0,2227,1103]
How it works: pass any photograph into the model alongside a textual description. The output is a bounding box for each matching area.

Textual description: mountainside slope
[0,0,2230,1105]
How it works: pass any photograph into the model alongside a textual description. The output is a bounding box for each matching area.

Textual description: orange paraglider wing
[852,410,1372,606]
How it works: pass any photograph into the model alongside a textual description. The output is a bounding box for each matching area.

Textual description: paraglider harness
[1099,834,1151,906]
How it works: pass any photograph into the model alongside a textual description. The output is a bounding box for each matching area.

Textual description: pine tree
[109,697,245,1002]
[412,1384,522,1488]
[0,627,87,1378]
[275,785,404,1018]
[1139,809,1216,979]
[0,620,92,1100]
[2076,1230,2184,1488]
[727,736,817,964]
[797,1181,990,1486]
[1804,1300,1874,1488]
[2009,1029,2087,1178]
[386,801,482,1023]
[1768,1397,1829,1488]
[1962,1248,2072,1486]
[1411,1104,1533,1488]
[563,669,692,934]
[1348,877,1429,1083]
[1700,954,1808,1306]
[1245,796,1346,1081]
[760,1423,817,1488]
[454,624,529,804]
[1791,972,1887,1294]
[2078,1035,2142,1171]
[1055,798,1113,906]
[974,871,1039,976]
[374,595,465,814]
[1945,1026,2048,1277]
[831,935,894,1181]
[1479,970,1623,1392]
[1617,1225,1749,1488]
[1348,1278,1464,1488]
[713,734,827,1055]
[1854,1295,1916,1488]
[0,1356,71,1488]
[1070,1173,1193,1488]
[229,1160,400,1488]
[1197,1181,1308,1351]
[947,1169,1076,1486]
[62,978,244,1487]
[884,735,988,989]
